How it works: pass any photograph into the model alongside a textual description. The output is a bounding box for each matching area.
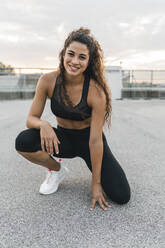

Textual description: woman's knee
[15,130,28,152]
[116,189,131,205]
[106,186,131,205]
[15,129,40,152]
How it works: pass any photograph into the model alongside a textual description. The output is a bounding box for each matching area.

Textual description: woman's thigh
[15,127,76,158]
[80,133,131,204]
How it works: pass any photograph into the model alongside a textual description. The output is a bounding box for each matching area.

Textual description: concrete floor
[0,99,164,248]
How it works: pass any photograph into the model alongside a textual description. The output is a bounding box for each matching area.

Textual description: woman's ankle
[48,155,61,171]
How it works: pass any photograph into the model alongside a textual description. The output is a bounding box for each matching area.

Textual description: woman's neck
[64,72,85,86]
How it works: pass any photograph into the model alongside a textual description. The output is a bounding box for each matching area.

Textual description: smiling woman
[15,27,131,211]
[64,42,89,74]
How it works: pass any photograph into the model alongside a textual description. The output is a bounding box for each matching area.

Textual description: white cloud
[0,0,165,68]
[119,23,130,28]
[0,22,21,32]
[118,50,165,69]
[0,34,20,43]
[140,16,154,25]
[56,23,65,34]
[152,15,165,35]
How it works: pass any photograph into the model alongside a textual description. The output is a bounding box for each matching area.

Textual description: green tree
[0,62,14,73]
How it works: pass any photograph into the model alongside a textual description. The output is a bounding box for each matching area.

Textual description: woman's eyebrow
[68,50,87,56]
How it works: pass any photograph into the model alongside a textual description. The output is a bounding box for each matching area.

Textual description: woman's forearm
[26,116,49,130]
[89,140,103,184]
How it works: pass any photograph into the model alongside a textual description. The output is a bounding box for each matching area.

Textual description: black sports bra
[50,74,92,121]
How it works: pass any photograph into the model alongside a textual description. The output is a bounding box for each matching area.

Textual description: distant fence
[0,67,165,99]
[122,70,165,99]
[0,68,54,99]
[122,70,165,87]
[0,67,54,89]
[1,67,165,87]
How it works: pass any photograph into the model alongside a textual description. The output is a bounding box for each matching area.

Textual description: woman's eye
[67,53,85,60]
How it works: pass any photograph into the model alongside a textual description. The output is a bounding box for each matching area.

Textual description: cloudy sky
[0,0,165,69]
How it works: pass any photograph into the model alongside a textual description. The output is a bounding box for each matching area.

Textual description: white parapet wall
[105,66,122,99]
[0,68,123,99]
[0,74,39,99]
[0,73,40,92]
[0,75,20,91]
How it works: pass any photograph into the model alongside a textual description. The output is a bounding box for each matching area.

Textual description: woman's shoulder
[89,78,105,98]
[40,69,59,82]
[39,69,60,98]
[88,78,106,107]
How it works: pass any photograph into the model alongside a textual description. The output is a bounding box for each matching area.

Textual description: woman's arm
[26,74,49,129]
[89,85,106,184]
[88,83,111,211]
[89,140,103,184]
[26,73,60,155]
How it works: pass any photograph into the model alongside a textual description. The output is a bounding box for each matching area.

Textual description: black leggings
[15,125,131,204]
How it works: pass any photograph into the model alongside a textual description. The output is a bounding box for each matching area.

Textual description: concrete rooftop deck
[0,99,164,248]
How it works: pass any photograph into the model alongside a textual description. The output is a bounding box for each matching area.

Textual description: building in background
[106,66,122,99]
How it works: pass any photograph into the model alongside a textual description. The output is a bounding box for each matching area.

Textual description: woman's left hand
[90,183,111,211]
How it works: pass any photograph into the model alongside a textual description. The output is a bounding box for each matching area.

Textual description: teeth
[69,65,79,70]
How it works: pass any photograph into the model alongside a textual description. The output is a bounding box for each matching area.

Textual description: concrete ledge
[0,90,35,100]
[1,87,165,100]
[122,87,165,99]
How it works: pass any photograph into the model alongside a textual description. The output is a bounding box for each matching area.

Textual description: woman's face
[63,41,90,76]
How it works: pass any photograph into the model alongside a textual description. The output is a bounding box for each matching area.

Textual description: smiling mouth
[69,65,80,71]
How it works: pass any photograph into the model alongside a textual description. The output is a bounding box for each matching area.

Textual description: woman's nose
[71,56,79,64]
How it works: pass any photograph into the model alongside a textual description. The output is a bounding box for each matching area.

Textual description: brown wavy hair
[56,27,112,128]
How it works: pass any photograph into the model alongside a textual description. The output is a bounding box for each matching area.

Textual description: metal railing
[122,69,165,88]
[1,67,165,90]
[0,67,57,91]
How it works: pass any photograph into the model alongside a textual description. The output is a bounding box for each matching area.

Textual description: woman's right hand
[40,120,60,156]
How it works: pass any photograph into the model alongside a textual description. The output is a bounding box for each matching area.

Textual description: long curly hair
[56,27,112,128]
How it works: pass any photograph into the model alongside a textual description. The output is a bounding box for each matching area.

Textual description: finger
[49,140,53,155]
[41,138,45,152]
[102,197,111,208]
[102,190,107,198]
[90,198,96,211]
[45,139,50,154]
[53,140,59,154]
[54,134,60,144]
[98,199,107,211]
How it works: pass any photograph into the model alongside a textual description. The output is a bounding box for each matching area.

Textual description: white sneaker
[39,159,69,195]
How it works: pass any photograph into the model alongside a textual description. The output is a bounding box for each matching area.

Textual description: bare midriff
[56,116,91,129]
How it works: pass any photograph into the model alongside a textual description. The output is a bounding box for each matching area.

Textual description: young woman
[15,27,131,211]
